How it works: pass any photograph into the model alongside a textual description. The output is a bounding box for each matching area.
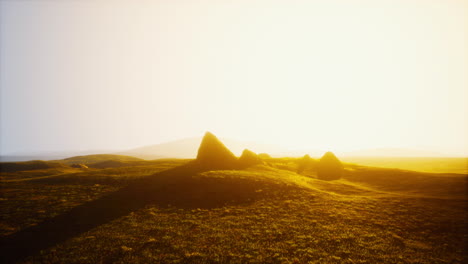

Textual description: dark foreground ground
[0,158,467,263]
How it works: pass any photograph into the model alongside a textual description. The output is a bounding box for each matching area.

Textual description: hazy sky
[1,0,467,156]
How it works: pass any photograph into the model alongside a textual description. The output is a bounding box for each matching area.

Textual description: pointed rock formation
[238,149,263,168]
[317,152,344,180]
[196,132,238,169]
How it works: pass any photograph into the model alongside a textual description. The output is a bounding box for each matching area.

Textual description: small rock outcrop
[70,163,89,169]
[297,154,312,174]
[317,152,344,180]
[238,149,263,168]
[196,132,238,169]
[258,153,272,159]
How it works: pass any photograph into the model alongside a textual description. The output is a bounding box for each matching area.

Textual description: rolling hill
[59,154,144,165]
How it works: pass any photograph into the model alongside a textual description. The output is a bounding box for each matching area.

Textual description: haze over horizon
[1,0,467,157]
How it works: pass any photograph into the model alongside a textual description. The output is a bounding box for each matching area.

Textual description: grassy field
[0,157,467,263]
[341,157,468,174]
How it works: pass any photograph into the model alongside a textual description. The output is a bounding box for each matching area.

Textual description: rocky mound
[196,132,238,169]
[238,149,263,168]
[317,152,344,180]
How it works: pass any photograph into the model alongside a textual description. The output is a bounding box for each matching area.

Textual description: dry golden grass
[0,158,466,263]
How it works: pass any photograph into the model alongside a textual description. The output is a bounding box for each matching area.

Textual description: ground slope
[0,160,71,173]
[0,160,466,263]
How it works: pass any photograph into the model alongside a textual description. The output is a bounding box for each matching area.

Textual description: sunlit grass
[1,157,467,263]
[341,157,468,174]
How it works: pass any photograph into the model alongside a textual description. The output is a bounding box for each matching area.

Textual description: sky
[0,0,467,156]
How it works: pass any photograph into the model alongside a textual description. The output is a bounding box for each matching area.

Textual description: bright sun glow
[0,0,467,156]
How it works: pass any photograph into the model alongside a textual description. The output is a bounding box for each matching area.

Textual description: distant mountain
[0,149,119,162]
[0,155,68,162]
[119,136,301,159]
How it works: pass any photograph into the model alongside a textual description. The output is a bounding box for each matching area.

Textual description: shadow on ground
[0,163,265,263]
